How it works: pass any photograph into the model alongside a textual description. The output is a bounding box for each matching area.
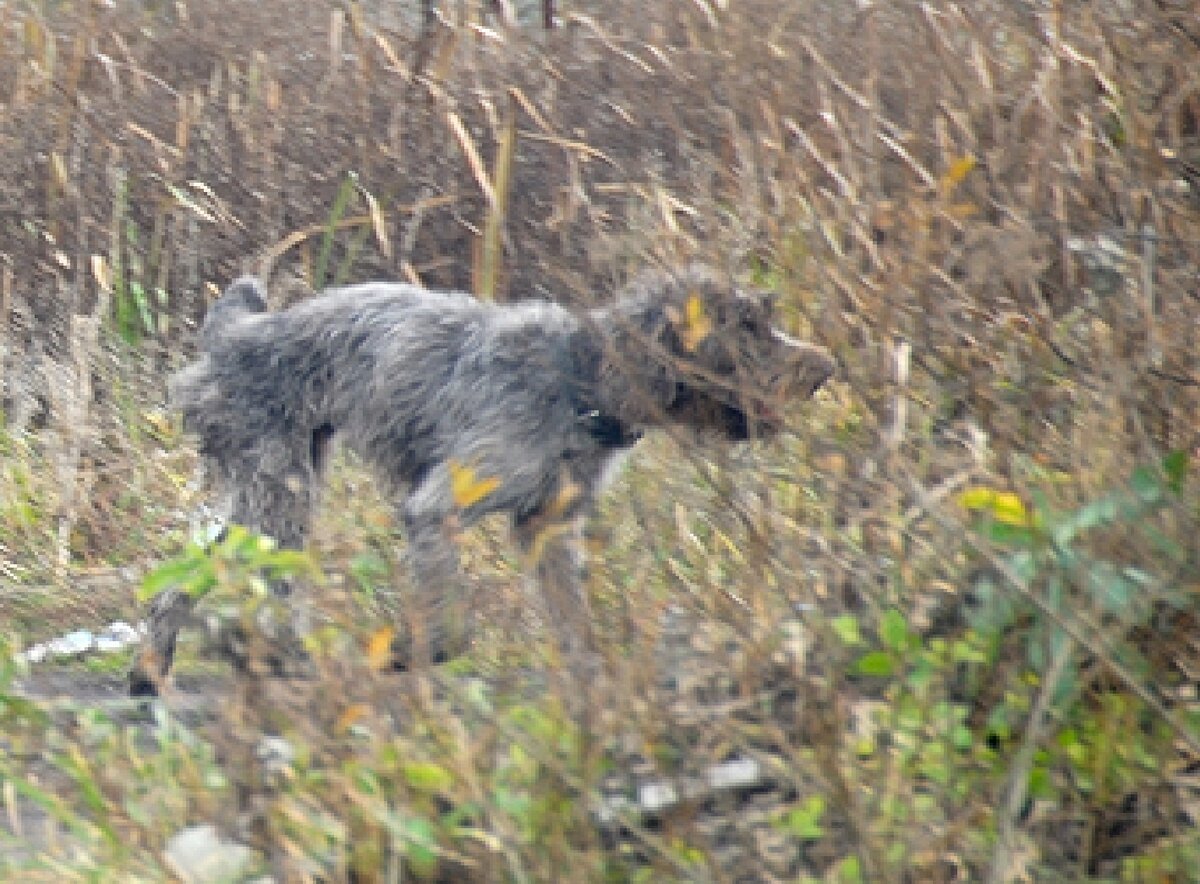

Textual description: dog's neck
[567,296,679,447]
[565,319,644,449]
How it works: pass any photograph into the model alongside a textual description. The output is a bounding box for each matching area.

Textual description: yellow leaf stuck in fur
[449,459,501,510]
[674,292,713,352]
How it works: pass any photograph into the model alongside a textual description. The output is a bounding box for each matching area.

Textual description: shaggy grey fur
[129,266,835,695]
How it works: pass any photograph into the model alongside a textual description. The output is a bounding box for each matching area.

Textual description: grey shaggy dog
[129,266,835,696]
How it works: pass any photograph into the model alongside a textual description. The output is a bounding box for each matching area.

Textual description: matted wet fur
[129,266,835,696]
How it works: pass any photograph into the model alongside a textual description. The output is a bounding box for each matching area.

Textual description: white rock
[46,630,94,657]
[164,824,256,884]
[95,620,141,652]
[637,780,678,814]
[706,757,761,791]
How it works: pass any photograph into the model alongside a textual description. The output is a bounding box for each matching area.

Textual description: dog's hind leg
[128,586,196,697]
[129,438,322,696]
[217,440,324,672]
[225,439,321,554]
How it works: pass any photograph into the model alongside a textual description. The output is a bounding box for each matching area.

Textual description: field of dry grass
[2,0,1199,880]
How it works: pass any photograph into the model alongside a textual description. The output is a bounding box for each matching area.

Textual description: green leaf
[1163,449,1189,494]
[951,637,988,664]
[314,173,359,291]
[669,840,706,866]
[965,576,1016,632]
[1113,644,1151,680]
[1143,523,1187,566]
[1130,465,1162,502]
[982,520,1038,547]
[231,526,260,550]
[1027,762,1054,800]
[7,777,97,845]
[264,550,318,579]
[1085,561,1137,613]
[138,552,211,601]
[855,651,895,677]
[777,794,825,839]
[986,705,1011,742]
[0,693,48,726]
[837,855,864,884]
[1046,574,1065,613]
[58,748,118,847]
[951,724,973,751]
[880,609,909,651]
[351,764,381,796]
[1054,495,1118,548]
[181,572,218,599]
[831,614,862,646]
[897,695,923,731]
[402,761,454,793]
[401,815,439,878]
[492,785,531,819]
[350,551,390,592]
[1008,550,1038,585]
[906,658,936,692]
[1027,626,1046,671]
[1050,652,1078,708]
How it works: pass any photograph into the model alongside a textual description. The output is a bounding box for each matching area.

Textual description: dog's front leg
[512,514,597,672]
[392,501,475,669]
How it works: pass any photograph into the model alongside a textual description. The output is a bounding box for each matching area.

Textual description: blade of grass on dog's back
[477,93,518,301]
[314,173,358,291]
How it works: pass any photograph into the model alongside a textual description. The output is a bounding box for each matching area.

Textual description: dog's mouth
[721,347,836,441]
[754,399,784,425]
[667,340,835,442]
[718,397,786,442]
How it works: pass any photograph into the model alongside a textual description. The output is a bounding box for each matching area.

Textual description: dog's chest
[595,447,634,493]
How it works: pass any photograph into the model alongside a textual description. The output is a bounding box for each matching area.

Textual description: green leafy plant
[138,524,319,605]
[958,451,1195,876]
[958,450,1190,707]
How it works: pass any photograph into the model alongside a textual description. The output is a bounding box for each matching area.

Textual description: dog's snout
[782,340,835,398]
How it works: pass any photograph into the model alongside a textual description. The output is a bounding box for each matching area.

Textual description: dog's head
[615,266,835,441]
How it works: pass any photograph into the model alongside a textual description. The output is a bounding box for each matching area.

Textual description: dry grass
[2,0,1199,880]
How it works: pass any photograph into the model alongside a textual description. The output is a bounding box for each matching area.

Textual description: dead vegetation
[2,0,1199,880]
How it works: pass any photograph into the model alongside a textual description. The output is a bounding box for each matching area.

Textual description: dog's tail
[169,277,268,430]
[199,276,267,349]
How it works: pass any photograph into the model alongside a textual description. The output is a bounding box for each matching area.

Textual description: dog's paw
[389,622,473,671]
[128,664,162,698]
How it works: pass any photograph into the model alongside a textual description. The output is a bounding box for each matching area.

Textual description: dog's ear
[641,299,688,397]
